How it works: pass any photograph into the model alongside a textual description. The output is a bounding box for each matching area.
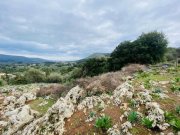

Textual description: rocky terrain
[0,64,180,135]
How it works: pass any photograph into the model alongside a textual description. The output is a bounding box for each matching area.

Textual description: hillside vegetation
[0,31,180,135]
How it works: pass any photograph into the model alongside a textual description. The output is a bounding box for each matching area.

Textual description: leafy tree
[46,73,62,83]
[110,41,133,70]
[82,58,109,77]
[110,31,168,71]
[25,68,46,83]
[9,73,27,85]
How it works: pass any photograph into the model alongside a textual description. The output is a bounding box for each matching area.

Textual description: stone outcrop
[3,105,36,135]
[16,85,84,135]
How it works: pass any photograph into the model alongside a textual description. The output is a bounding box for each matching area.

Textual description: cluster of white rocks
[145,102,169,130]
[9,85,85,135]
[0,78,177,135]
[113,82,134,106]
[0,92,37,135]
[3,93,36,112]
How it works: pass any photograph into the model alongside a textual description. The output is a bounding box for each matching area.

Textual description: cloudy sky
[0,0,180,61]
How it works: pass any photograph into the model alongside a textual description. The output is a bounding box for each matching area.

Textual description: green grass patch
[29,98,56,115]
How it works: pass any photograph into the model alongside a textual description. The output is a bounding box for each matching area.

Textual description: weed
[95,115,112,132]
[144,79,151,89]
[129,99,137,108]
[175,77,180,83]
[89,111,96,118]
[171,84,180,92]
[138,72,149,78]
[128,111,138,123]
[165,111,180,131]
[169,118,180,131]
[175,106,180,115]
[141,117,154,129]
[153,87,162,93]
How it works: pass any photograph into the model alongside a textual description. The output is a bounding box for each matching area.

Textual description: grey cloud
[0,0,180,61]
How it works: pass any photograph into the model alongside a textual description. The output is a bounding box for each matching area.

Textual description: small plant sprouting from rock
[175,105,180,115]
[171,84,180,92]
[130,100,137,108]
[89,111,96,118]
[128,111,138,123]
[141,117,154,129]
[144,79,151,89]
[95,115,112,132]
[169,118,180,131]
[165,111,180,131]
[153,87,162,93]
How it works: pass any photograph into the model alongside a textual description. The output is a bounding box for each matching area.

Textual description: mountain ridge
[0,54,49,63]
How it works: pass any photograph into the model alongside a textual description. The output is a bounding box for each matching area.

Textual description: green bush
[46,73,62,83]
[95,115,112,132]
[128,111,138,123]
[82,58,109,77]
[141,117,154,129]
[9,74,27,85]
[110,31,168,71]
[25,68,46,83]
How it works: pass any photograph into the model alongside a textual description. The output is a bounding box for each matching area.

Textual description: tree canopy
[110,31,168,71]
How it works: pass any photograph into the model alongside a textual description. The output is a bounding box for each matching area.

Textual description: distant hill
[0,54,50,64]
[86,53,110,59]
[77,53,110,63]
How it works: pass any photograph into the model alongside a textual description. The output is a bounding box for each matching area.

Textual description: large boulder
[3,105,35,135]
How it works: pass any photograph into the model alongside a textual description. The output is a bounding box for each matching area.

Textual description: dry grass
[36,84,70,98]
[76,64,146,96]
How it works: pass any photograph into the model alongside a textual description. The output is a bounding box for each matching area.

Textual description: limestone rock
[121,121,132,135]
[65,85,85,104]
[107,124,121,135]
[3,105,35,135]
[77,96,105,110]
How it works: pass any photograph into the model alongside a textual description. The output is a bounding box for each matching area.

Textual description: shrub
[36,84,69,98]
[128,111,138,123]
[110,31,168,71]
[95,115,112,132]
[9,74,27,85]
[46,73,62,83]
[25,68,46,83]
[82,58,109,77]
[141,117,154,129]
